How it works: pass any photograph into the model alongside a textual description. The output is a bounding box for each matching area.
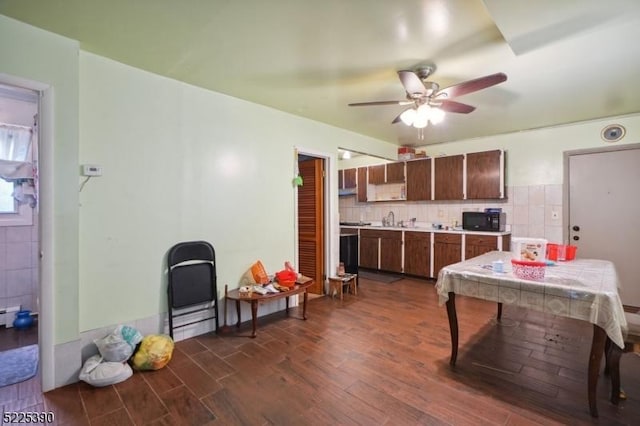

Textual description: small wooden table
[328,274,358,300]
[225,276,314,338]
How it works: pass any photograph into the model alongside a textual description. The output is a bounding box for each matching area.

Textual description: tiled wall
[339,184,564,244]
[0,218,38,316]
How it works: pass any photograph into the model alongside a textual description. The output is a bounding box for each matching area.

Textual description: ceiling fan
[348,66,507,128]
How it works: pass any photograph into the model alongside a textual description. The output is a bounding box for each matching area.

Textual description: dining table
[435,250,628,418]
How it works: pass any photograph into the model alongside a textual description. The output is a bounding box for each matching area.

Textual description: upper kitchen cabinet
[466,150,505,199]
[338,167,358,196]
[357,167,367,202]
[406,158,431,201]
[343,168,357,189]
[434,155,464,200]
[385,162,405,183]
[368,162,405,185]
[368,164,385,184]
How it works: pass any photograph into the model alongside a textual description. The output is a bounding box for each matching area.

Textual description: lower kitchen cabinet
[465,234,511,259]
[379,231,402,273]
[404,231,431,278]
[433,233,462,278]
[359,231,379,269]
[465,234,497,259]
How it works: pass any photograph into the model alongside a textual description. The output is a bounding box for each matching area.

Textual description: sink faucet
[386,211,395,227]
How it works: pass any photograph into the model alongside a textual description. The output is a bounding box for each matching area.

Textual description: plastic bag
[131,334,174,370]
[250,260,269,284]
[94,325,143,362]
[79,354,132,387]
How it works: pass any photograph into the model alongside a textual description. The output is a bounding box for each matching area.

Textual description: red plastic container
[547,243,577,261]
[511,259,546,281]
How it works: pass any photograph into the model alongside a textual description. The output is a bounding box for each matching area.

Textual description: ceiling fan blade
[436,72,507,99]
[398,70,427,97]
[391,112,404,124]
[438,100,476,114]
[348,100,410,107]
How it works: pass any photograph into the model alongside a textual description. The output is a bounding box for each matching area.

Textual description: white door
[567,144,640,306]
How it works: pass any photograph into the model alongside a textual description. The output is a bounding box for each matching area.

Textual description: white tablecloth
[435,251,628,348]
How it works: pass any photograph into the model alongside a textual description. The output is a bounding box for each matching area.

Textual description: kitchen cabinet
[433,233,462,277]
[406,158,431,201]
[338,168,357,189]
[357,167,368,202]
[434,155,464,200]
[368,164,385,184]
[466,150,504,199]
[368,162,405,185]
[379,230,403,273]
[359,229,380,269]
[465,234,510,260]
[404,231,431,278]
[359,229,402,272]
[343,168,357,189]
[386,162,405,183]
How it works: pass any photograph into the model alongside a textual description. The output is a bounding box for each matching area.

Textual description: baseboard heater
[0,305,21,328]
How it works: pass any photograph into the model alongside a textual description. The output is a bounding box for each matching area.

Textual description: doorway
[296,153,326,295]
[566,143,640,307]
[0,82,40,387]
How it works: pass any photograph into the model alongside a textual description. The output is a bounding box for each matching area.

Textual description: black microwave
[462,212,506,232]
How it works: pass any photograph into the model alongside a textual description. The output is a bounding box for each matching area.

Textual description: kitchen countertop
[339,223,511,236]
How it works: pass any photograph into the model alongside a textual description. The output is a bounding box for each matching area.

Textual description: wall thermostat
[82,164,103,176]
[601,124,626,142]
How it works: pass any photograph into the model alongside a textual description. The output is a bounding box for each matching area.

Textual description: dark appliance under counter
[339,233,359,274]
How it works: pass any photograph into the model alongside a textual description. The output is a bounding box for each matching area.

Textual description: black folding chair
[167,241,219,339]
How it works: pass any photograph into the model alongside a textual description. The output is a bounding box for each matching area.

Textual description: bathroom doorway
[0,82,40,387]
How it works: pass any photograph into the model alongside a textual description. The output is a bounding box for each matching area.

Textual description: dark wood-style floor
[1,277,640,425]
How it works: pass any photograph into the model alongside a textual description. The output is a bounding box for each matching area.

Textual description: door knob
[573,236,580,241]
[572,225,580,232]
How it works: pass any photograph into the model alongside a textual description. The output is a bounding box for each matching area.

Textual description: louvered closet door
[298,158,325,294]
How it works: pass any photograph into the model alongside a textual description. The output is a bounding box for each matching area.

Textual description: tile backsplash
[339,184,564,243]
[0,219,39,317]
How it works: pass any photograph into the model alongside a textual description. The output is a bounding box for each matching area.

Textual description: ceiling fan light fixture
[399,108,417,126]
[429,107,445,125]
[412,105,430,128]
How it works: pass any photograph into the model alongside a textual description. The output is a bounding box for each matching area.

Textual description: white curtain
[0,123,36,208]
[0,123,32,162]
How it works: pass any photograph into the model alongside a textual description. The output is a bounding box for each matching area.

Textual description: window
[0,123,35,226]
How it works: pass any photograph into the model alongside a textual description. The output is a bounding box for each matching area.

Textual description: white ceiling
[2,0,640,146]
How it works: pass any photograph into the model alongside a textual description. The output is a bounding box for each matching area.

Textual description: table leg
[588,325,607,418]
[235,300,241,328]
[302,290,308,320]
[605,339,623,405]
[497,302,503,321]
[250,300,258,338]
[286,296,290,314]
[445,292,459,366]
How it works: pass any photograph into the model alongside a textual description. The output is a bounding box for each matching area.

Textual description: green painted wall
[77,52,395,330]
[0,14,80,344]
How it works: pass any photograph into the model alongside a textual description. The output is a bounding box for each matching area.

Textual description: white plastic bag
[94,325,143,362]
[78,355,132,387]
